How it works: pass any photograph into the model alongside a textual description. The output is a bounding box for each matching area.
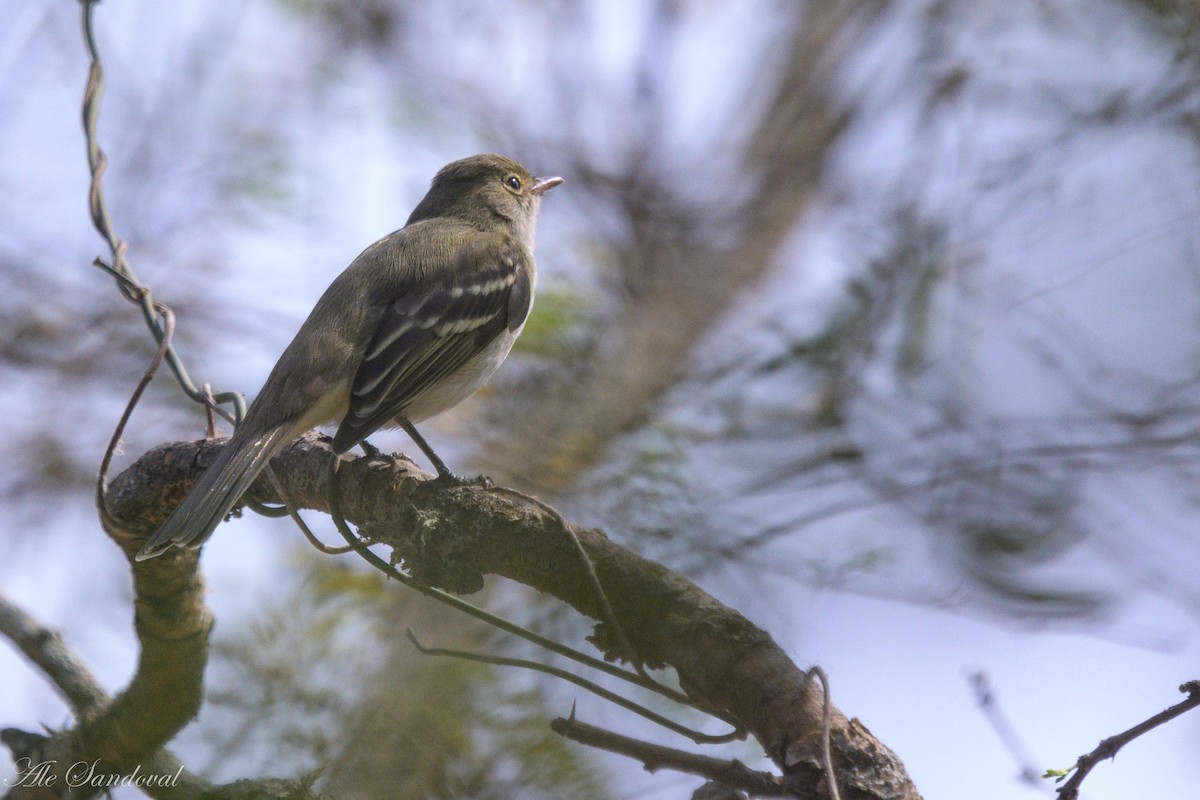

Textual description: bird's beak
[531,176,564,196]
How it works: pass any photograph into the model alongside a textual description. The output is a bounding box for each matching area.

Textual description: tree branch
[96,433,920,799]
[551,714,802,797]
[0,593,210,800]
[1,458,319,799]
[0,593,108,716]
[1054,680,1200,800]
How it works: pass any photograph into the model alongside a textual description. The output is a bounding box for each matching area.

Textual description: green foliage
[897,253,943,376]
[223,128,295,211]
[511,287,591,359]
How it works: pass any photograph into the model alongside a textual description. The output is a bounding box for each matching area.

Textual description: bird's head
[407,154,563,244]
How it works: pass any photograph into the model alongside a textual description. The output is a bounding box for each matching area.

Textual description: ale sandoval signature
[6,758,184,790]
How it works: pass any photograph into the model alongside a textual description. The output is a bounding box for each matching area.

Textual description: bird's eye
[505,175,522,191]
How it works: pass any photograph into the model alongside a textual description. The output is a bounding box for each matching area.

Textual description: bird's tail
[135,424,294,561]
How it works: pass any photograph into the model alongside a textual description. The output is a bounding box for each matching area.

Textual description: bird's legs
[400,419,471,485]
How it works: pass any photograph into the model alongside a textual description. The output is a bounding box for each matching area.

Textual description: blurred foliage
[204,559,611,799]
[264,0,1200,625]
[509,286,593,360]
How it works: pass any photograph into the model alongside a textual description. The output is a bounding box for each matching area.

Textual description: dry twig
[1054,680,1200,800]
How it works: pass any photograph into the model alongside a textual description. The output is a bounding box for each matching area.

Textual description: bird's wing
[329,241,531,454]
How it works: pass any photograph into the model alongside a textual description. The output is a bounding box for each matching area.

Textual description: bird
[136,154,562,561]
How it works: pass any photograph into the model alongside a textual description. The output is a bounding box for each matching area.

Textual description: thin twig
[201,383,218,439]
[1054,680,1200,800]
[490,486,662,682]
[552,713,796,798]
[808,666,841,800]
[82,0,314,540]
[969,671,1044,788]
[407,630,739,744]
[264,465,352,554]
[96,302,174,528]
[80,0,246,423]
[325,459,733,719]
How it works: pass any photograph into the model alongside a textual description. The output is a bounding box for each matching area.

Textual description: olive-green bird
[136,154,562,561]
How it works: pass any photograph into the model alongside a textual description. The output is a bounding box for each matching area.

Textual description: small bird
[136,154,562,561]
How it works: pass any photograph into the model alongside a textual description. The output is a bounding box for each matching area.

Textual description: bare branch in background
[0,593,108,717]
[1052,680,1200,800]
[969,672,1044,790]
[483,2,893,489]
